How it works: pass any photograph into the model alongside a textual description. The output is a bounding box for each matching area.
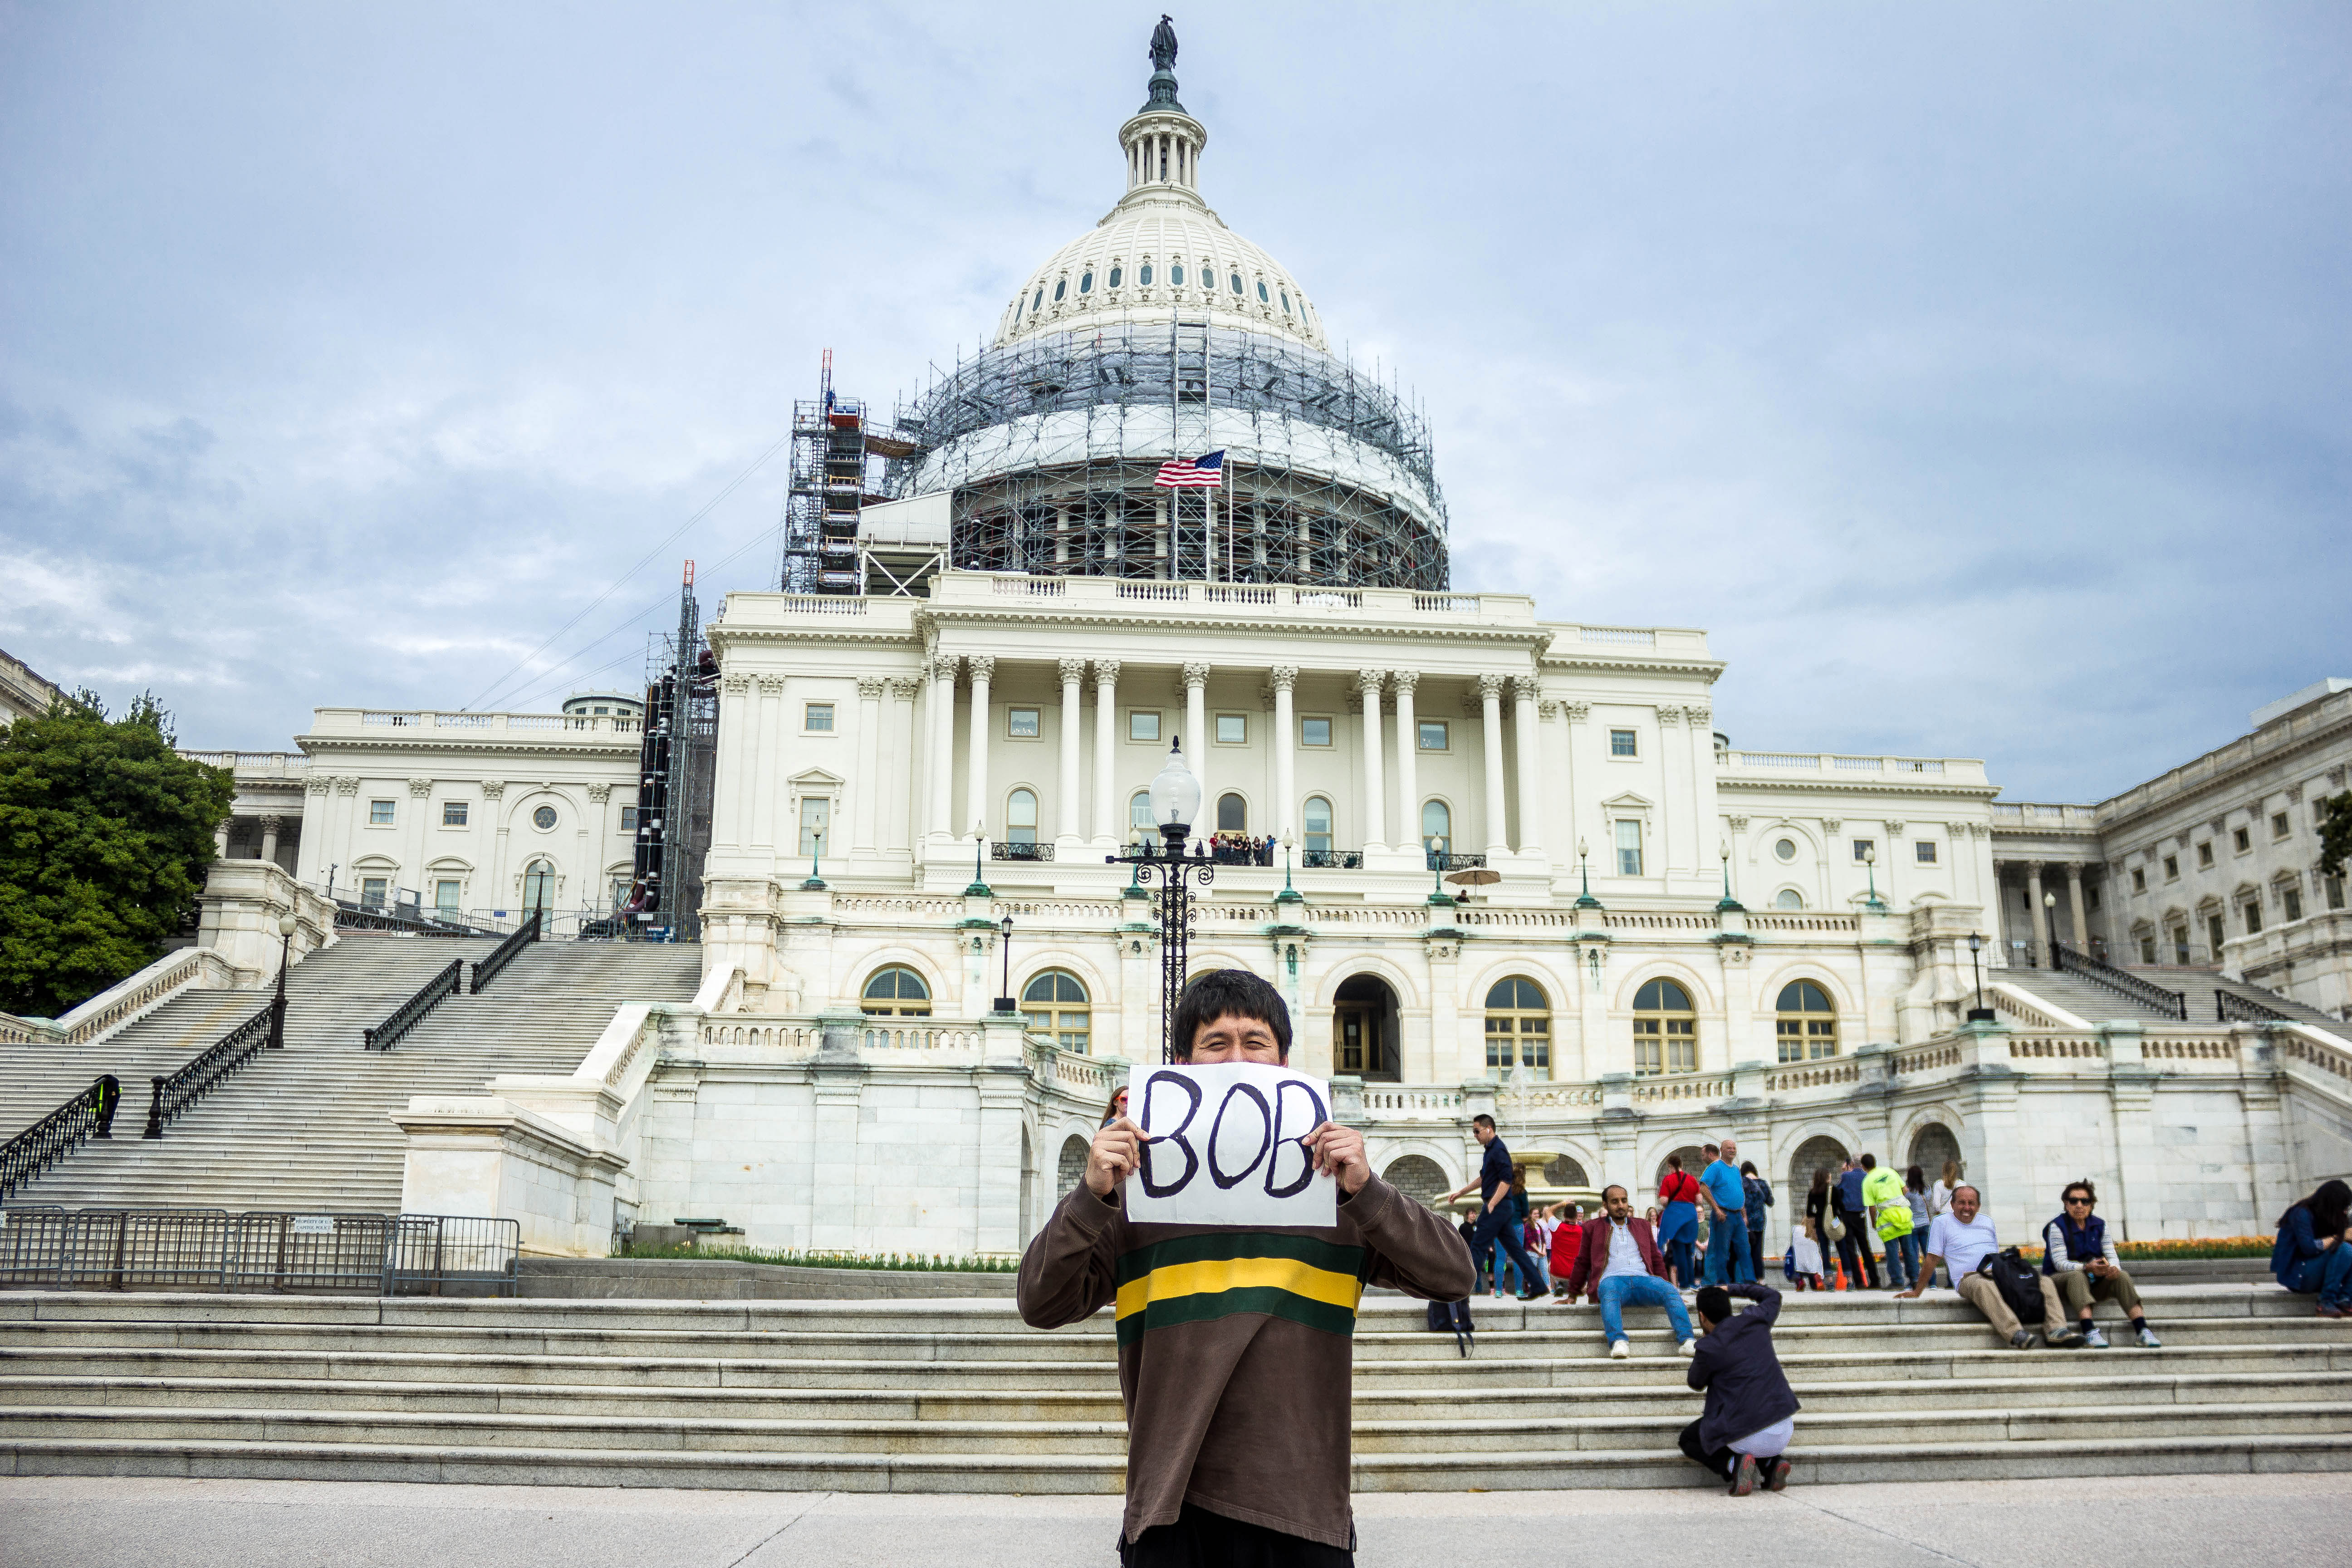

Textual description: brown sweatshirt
[1017,1173,1475,1549]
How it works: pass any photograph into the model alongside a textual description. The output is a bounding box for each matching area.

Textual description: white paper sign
[290,1215,336,1235]
[1122,1062,1337,1228]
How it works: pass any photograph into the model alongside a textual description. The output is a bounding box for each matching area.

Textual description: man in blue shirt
[1700,1137,1753,1285]
[1833,1156,1882,1289]
[1440,1114,1548,1301]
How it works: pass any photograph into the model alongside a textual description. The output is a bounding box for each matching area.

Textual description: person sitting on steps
[1559,1183,1695,1360]
[1899,1184,2081,1348]
[2042,1179,2160,1348]
[2272,1178,2352,1318]
[1682,1281,1798,1495]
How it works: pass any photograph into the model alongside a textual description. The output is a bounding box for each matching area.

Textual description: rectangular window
[621,806,638,831]
[1609,729,1638,758]
[1852,839,1875,862]
[434,880,461,916]
[2232,826,2251,853]
[1006,707,1041,738]
[799,796,830,857]
[2283,887,2303,922]
[368,799,395,826]
[2139,935,2157,963]
[1128,710,1161,742]
[361,877,388,908]
[2164,855,2179,881]
[1215,712,1247,745]
[2272,812,2291,839]
[1615,818,1643,877]
[1914,840,1937,864]
[2132,867,2147,893]
[2207,912,2226,954]
[805,702,835,733]
[2197,843,2214,867]
[435,801,465,827]
[2243,900,2262,935]
[2327,875,2346,911]
[1418,720,1449,751]
[1300,716,1332,747]
[2169,924,2189,963]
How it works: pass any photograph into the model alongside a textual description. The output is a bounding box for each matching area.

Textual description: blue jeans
[1472,1209,1547,1298]
[1664,1238,1698,1288]
[1885,1231,1923,1289]
[1491,1240,1541,1294]
[2288,1246,2352,1307]
[1705,1214,1752,1285]
[1597,1273,1693,1344]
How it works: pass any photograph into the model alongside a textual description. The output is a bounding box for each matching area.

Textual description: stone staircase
[0,1285,2342,1489]
[1,939,701,1213]
[2001,964,2352,1044]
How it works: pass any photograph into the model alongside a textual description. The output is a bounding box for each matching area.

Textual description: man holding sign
[1020,970,1475,1566]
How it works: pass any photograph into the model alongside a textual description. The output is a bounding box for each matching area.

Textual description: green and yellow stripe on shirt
[1113,1231,1367,1347]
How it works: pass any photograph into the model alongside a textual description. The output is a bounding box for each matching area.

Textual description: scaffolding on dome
[877,323,1450,589]
[778,350,926,595]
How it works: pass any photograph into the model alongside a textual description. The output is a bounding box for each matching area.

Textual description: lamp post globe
[995,914,1015,1015]
[270,910,299,1049]
[1148,738,1201,850]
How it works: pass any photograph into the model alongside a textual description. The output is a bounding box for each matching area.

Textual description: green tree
[2319,791,2352,885]
[0,690,235,1018]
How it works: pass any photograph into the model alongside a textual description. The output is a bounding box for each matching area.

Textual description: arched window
[1032,288,1043,312]
[1381,1154,1449,1209]
[1108,265,1122,289]
[1421,799,1450,863]
[1022,969,1090,1052]
[1484,976,1550,1076]
[1140,263,1153,286]
[1280,290,1291,313]
[1257,280,1269,302]
[1057,1134,1090,1196]
[1774,889,1804,910]
[1230,271,1244,294]
[1217,792,1247,833]
[1303,796,1333,857]
[1006,788,1039,845]
[1078,271,1093,294]
[1632,978,1696,1076]
[1170,264,1184,286]
[1774,980,1837,1063]
[1130,790,1154,837]
[861,966,931,1018]
[1052,279,1067,302]
[522,861,555,914]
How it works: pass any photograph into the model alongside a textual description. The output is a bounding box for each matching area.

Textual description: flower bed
[618,1243,1018,1273]
[2014,1236,2274,1264]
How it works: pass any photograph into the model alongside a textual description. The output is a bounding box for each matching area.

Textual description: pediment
[1601,791,1654,811]
[787,767,848,789]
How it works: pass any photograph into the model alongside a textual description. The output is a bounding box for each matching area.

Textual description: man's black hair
[1860,1152,1877,1170]
[1602,1184,1627,1202]
[1695,1285,1732,1324]
[1471,1112,1496,1131]
[1170,968,1291,1059]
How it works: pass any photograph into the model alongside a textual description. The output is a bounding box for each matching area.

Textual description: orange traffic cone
[1833,1250,1850,1292]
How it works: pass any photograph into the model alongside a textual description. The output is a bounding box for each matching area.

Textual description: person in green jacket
[1859,1155,1912,1289]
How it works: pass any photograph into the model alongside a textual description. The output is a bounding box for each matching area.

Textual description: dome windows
[1230,271,1243,294]
[1140,263,1153,285]
[1079,271,1093,294]
[1257,280,1269,302]
[1170,263,1184,285]
[1052,278,1067,303]
[1032,288,1043,312]
[1107,265,1122,289]
[1279,291,1291,313]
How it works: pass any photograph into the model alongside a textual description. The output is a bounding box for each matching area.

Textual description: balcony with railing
[303,708,643,741]
[1718,750,1989,785]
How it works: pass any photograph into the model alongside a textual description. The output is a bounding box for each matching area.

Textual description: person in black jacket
[1682,1281,1799,1495]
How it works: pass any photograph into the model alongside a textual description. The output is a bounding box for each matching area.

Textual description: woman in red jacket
[1658,1155,1703,1289]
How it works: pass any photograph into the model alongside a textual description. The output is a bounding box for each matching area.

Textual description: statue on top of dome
[1149,15,1178,73]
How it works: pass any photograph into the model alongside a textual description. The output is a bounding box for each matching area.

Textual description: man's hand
[1300,1120,1371,1196]
[1084,1117,1144,1198]
[1897,1284,1925,1298]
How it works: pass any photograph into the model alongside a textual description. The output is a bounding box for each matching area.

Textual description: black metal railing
[334,902,488,938]
[364,958,463,1051]
[1210,842,1275,866]
[0,1206,518,1296]
[469,907,541,994]
[991,841,1055,862]
[2052,941,2187,1020]
[0,1077,120,1201]
[1427,851,1488,872]
[143,1009,274,1138]
[1302,850,1363,869]
[2218,988,2292,1025]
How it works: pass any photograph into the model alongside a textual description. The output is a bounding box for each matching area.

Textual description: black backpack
[1977,1247,2042,1325]
[1425,1298,1474,1356]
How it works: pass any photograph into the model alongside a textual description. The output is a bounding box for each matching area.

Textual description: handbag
[1977,1247,2043,1325]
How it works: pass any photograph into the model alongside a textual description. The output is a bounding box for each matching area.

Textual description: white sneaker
[1608,1339,1630,1359]
[1679,1338,1697,1357]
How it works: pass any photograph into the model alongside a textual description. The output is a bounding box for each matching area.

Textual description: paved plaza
[3,1473,2347,1567]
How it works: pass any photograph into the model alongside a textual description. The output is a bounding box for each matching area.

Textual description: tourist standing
[1862,1155,1913,1289]
[1741,1159,1774,1280]
[1835,1157,1882,1289]
[1438,1114,1549,1303]
[1700,1138,1752,1285]
[2272,1179,2352,1317]
[1657,1154,1703,1289]
[1931,1159,1963,1219]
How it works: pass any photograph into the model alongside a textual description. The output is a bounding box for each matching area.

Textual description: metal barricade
[0,1206,518,1296]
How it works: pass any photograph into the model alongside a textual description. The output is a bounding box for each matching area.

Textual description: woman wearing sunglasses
[2041,1180,2160,1348]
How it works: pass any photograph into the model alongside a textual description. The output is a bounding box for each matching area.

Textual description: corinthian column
[1391,670,1421,853]
[1271,666,1298,843]
[1478,674,1508,860]
[927,655,958,843]
[1183,662,1211,843]
[1057,657,1085,845]
[1357,670,1387,852]
[965,655,995,840]
[1511,675,1543,858]
[1093,659,1120,845]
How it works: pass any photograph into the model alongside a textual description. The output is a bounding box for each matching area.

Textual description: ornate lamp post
[1965,931,1994,1022]
[1862,842,1885,911]
[995,914,1016,1014]
[802,829,827,892]
[269,910,298,1049]
[1105,738,1215,1061]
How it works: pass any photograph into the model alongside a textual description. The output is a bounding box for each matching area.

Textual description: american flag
[1154,450,1225,488]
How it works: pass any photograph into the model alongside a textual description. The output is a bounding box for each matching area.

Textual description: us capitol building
[167,30,2350,1259]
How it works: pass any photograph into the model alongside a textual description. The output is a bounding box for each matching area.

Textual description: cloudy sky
[3,2,2346,802]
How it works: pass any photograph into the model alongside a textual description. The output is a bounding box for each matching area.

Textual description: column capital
[334,776,360,795]
[1475,673,1506,703]
[1058,657,1088,686]
[258,813,284,832]
[931,653,960,682]
[586,783,613,804]
[856,677,886,700]
[887,677,922,701]
[1093,658,1121,686]
[1563,700,1590,724]
[1269,664,1298,692]
[1686,703,1713,727]
[304,776,333,796]
[1389,668,1420,694]
[1727,814,1749,832]
[2027,859,2046,875]
[1655,704,1685,725]
[967,655,997,683]
[722,671,752,696]
[1356,668,1387,696]
[1182,661,1212,690]
[479,779,505,800]
[1821,817,1842,833]
[756,674,786,695]
[407,777,434,798]
[1883,818,1906,836]
[1509,674,1540,703]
